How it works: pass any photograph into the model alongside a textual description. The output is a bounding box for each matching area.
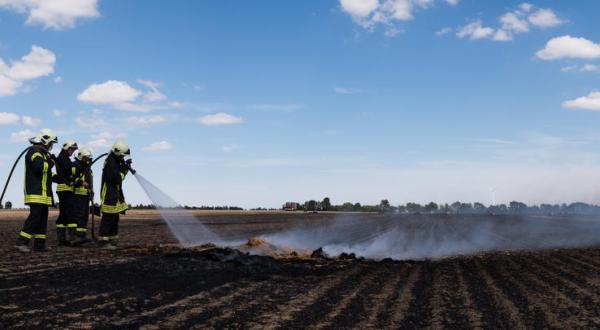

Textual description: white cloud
[445,0,459,5]
[0,45,56,97]
[137,79,166,102]
[9,129,34,143]
[77,79,180,112]
[456,20,495,40]
[339,0,378,18]
[528,8,564,28]
[52,109,63,117]
[198,112,243,126]
[536,36,600,60]
[582,64,600,73]
[22,115,41,126]
[500,12,529,34]
[0,0,100,30]
[457,4,563,43]
[561,65,577,72]
[54,76,62,83]
[435,27,452,36]
[339,0,436,35]
[87,138,110,149]
[333,87,362,94]
[563,92,600,111]
[126,115,167,127]
[143,141,173,152]
[0,112,19,124]
[519,3,533,13]
[77,80,141,105]
[493,29,512,42]
[0,74,22,96]
[75,116,106,128]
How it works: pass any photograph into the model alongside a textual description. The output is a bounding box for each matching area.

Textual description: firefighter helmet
[32,128,58,146]
[77,147,92,161]
[62,140,78,151]
[111,140,130,156]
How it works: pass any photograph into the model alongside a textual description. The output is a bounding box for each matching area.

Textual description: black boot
[67,226,77,242]
[57,228,70,246]
[33,239,49,252]
[70,231,90,246]
[15,237,31,252]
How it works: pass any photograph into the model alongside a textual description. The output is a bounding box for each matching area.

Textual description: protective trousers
[99,213,119,243]
[71,195,90,238]
[57,191,76,241]
[17,204,49,248]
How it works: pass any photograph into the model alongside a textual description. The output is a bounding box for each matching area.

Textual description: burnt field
[1,210,600,329]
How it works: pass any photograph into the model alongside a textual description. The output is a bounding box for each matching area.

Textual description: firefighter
[54,140,79,245]
[15,129,58,252]
[99,140,133,250]
[70,148,93,246]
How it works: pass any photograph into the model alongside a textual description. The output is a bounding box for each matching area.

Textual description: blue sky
[1,0,600,208]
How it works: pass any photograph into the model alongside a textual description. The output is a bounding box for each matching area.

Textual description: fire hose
[86,153,108,242]
[0,147,33,207]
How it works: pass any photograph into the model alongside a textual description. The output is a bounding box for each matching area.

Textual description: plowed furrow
[461,259,524,329]
[454,264,483,328]
[279,264,374,328]
[503,257,596,328]
[486,257,556,329]
[562,254,600,273]
[572,254,600,269]
[197,278,306,330]
[353,266,410,329]
[532,256,600,297]
[527,257,600,315]
[318,267,393,329]
[394,263,434,329]
[376,264,422,328]
[431,261,472,329]
[134,279,274,329]
[244,266,359,329]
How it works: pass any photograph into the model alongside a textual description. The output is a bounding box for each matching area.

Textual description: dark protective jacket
[73,159,93,197]
[54,149,76,193]
[100,153,129,214]
[24,146,55,206]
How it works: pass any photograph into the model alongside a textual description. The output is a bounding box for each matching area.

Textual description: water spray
[133,173,220,246]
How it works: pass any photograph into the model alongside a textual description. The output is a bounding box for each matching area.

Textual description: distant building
[283,202,300,211]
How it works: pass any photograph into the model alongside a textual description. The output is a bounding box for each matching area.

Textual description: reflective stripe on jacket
[74,159,93,196]
[100,153,129,214]
[24,147,55,206]
[55,150,76,192]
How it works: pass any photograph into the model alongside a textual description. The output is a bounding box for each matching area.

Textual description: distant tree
[305,200,317,211]
[509,201,527,213]
[473,202,486,210]
[424,202,438,213]
[397,205,407,213]
[322,197,332,211]
[406,202,423,213]
[4,201,12,209]
[450,201,462,213]
[379,199,391,212]
[352,202,362,211]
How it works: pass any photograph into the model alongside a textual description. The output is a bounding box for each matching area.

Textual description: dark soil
[1,210,600,329]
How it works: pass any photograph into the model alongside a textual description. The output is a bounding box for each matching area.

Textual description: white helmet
[31,128,58,146]
[77,147,92,161]
[111,140,130,157]
[62,140,79,151]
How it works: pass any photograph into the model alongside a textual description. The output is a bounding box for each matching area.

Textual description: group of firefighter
[15,128,133,252]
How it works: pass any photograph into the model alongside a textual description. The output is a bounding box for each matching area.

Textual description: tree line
[293,198,600,215]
